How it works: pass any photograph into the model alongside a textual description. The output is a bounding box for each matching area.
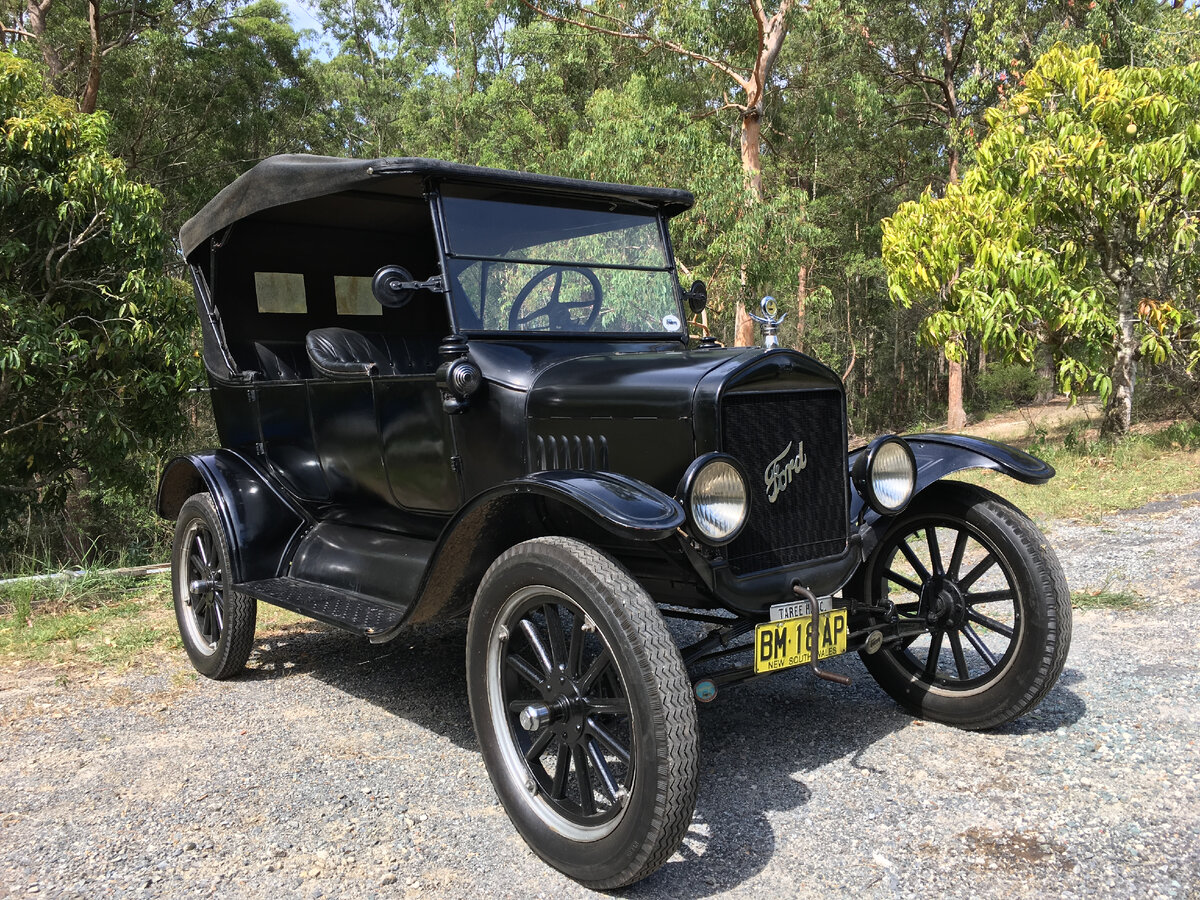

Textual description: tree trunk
[735,301,755,347]
[80,0,102,114]
[947,349,966,431]
[978,344,986,374]
[1102,280,1137,437]
[24,0,64,84]
[1034,324,1056,404]
[795,266,807,351]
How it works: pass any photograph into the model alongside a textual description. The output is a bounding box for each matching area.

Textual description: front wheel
[466,537,698,889]
[854,482,1071,730]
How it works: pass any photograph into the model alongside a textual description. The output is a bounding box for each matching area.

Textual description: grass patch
[1071,588,1145,611]
[0,570,312,669]
[962,421,1200,523]
[0,571,179,669]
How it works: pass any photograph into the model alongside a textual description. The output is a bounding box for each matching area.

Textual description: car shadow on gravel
[243,623,1087,898]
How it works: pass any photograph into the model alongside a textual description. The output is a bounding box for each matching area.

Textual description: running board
[238,577,408,638]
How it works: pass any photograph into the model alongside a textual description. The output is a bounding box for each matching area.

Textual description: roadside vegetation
[966,418,1200,523]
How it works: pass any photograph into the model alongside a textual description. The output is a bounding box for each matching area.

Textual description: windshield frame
[430,184,687,340]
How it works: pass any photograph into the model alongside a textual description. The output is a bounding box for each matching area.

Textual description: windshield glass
[440,195,684,335]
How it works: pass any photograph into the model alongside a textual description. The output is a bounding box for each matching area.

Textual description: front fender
[398,470,685,629]
[849,433,1053,559]
[156,450,309,582]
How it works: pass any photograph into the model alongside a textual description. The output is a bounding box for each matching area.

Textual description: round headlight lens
[689,459,749,543]
[870,439,916,512]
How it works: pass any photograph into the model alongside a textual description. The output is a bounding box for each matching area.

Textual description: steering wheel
[508,266,603,332]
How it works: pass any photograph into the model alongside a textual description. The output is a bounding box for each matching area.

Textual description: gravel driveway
[2,501,1198,899]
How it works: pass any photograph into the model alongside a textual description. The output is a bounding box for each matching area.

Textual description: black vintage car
[158,155,1070,888]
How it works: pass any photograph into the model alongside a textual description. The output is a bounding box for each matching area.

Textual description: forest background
[1,0,1199,571]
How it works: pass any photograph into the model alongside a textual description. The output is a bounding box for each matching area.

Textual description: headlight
[680,454,749,545]
[853,436,917,515]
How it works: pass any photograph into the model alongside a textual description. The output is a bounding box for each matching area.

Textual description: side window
[334,275,383,316]
[254,272,306,314]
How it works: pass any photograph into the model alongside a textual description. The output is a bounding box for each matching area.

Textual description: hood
[527,348,750,420]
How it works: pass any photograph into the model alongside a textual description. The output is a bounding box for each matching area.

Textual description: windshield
[440,195,684,335]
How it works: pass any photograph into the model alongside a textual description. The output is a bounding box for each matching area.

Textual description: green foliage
[884,42,1200,426]
[0,53,193,534]
[973,363,1047,413]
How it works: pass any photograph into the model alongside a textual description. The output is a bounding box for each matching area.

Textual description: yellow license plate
[753,610,848,674]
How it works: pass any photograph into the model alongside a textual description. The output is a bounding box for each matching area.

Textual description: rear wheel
[466,537,697,888]
[171,493,257,680]
[856,482,1070,730]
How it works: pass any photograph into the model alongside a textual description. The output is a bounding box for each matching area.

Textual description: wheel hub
[921,576,967,627]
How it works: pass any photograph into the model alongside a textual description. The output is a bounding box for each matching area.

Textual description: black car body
[159,155,1071,888]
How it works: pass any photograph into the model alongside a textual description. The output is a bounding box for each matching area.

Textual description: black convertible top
[180,154,695,258]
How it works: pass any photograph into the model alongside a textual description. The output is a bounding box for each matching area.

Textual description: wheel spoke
[573,745,596,816]
[586,716,631,765]
[966,589,1015,605]
[194,532,210,566]
[585,738,620,802]
[967,609,1015,638]
[585,698,629,717]
[524,726,555,763]
[926,528,944,575]
[518,618,554,678]
[948,628,969,679]
[898,539,932,582]
[550,744,571,800]
[212,595,224,636]
[542,603,567,667]
[959,553,996,591]
[948,529,970,579]
[578,647,612,695]
[924,628,945,677]
[885,570,924,596]
[188,552,206,578]
[961,622,999,667]
[566,613,584,679]
[505,654,545,689]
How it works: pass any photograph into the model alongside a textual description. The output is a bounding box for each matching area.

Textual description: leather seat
[306,327,401,378]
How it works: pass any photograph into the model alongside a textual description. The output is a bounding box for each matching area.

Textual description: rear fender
[396,470,685,630]
[156,450,309,582]
[850,433,1054,558]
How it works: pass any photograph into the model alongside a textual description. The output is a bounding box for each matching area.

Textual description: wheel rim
[873,515,1023,694]
[486,585,634,841]
[176,518,225,656]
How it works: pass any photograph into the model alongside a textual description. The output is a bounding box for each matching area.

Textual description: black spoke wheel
[855,482,1071,730]
[171,493,257,680]
[467,537,697,889]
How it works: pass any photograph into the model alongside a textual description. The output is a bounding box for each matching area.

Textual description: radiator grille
[722,390,849,575]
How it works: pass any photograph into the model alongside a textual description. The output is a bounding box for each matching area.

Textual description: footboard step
[238,577,407,637]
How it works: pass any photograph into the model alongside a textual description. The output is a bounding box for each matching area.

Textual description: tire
[171,493,257,680]
[466,537,698,889]
[854,482,1071,730]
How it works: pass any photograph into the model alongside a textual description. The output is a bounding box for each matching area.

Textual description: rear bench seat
[305,327,425,378]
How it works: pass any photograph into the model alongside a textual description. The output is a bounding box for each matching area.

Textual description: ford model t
[158,155,1070,888]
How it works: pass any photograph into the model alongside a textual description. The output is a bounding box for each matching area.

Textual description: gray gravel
[2,502,1199,899]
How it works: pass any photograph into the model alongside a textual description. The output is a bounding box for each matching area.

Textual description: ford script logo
[764,441,807,504]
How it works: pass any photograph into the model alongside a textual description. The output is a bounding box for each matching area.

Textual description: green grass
[963,420,1200,523]
[0,571,312,670]
[0,572,181,668]
[1071,588,1145,611]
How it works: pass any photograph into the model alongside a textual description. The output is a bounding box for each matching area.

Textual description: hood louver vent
[532,434,609,472]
